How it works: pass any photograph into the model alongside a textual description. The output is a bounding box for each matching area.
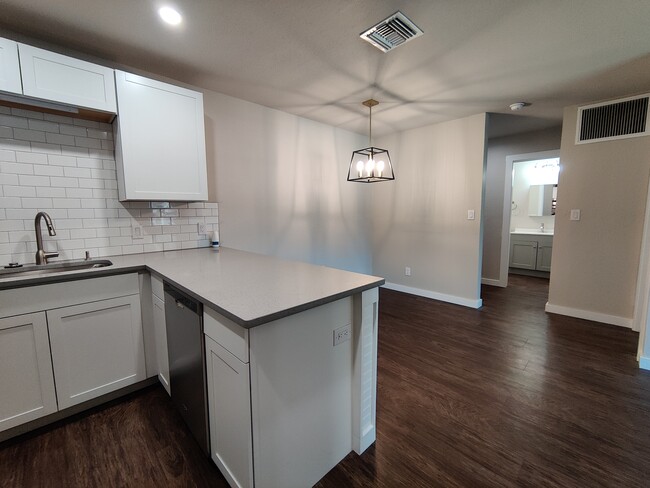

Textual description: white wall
[203,91,372,274]
[482,126,562,282]
[370,114,487,308]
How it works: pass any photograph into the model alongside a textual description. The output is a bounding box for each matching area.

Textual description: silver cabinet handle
[176,300,185,309]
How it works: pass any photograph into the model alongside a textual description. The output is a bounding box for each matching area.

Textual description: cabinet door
[510,239,538,270]
[114,70,208,201]
[0,312,57,432]
[206,336,253,488]
[536,242,553,272]
[18,43,116,112]
[0,38,22,95]
[152,293,171,395]
[47,295,145,410]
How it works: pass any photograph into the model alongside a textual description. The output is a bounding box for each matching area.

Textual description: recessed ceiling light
[158,6,182,26]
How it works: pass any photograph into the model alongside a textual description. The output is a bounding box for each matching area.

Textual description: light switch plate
[467,209,475,220]
[132,223,143,239]
[570,209,581,221]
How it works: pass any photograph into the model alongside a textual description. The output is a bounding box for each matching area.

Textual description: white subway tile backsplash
[48,154,77,166]
[46,133,76,146]
[31,142,62,154]
[18,175,50,186]
[2,162,34,174]
[50,176,79,188]
[28,119,60,133]
[37,187,67,198]
[0,115,29,128]
[33,165,64,176]
[0,111,218,265]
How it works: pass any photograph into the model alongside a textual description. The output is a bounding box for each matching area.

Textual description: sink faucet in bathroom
[34,211,59,265]
[540,223,545,232]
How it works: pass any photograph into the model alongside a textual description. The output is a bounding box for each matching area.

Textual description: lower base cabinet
[47,294,145,410]
[0,312,57,432]
[205,336,254,488]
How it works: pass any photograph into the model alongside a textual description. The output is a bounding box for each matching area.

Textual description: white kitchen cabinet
[205,336,253,488]
[0,312,57,432]
[114,70,208,201]
[152,293,171,395]
[18,43,116,113]
[47,294,145,410]
[536,239,553,272]
[0,37,22,95]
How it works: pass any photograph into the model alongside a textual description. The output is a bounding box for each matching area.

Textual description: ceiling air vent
[576,94,650,144]
[360,11,423,53]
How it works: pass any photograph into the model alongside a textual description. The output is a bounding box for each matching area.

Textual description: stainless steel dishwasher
[164,282,210,455]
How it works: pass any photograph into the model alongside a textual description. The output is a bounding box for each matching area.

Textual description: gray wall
[548,103,650,323]
[203,90,372,274]
[482,126,562,282]
[371,114,487,307]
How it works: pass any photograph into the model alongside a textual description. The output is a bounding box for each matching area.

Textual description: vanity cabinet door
[152,293,171,395]
[206,336,253,488]
[0,37,22,95]
[510,239,538,270]
[536,241,553,272]
[0,312,58,432]
[18,43,116,112]
[47,294,145,410]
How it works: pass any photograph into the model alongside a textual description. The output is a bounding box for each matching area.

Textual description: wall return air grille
[576,94,650,144]
[360,11,423,53]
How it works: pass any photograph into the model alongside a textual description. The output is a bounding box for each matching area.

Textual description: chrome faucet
[34,211,59,265]
[540,222,545,232]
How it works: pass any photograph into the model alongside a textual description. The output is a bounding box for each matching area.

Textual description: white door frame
[634,172,650,365]
[497,150,560,287]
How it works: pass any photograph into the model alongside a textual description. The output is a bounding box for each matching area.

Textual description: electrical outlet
[198,223,207,235]
[405,267,411,276]
[132,223,143,239]
[333,324,351,346]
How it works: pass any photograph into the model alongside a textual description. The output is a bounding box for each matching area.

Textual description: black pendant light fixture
[347,99,395,183]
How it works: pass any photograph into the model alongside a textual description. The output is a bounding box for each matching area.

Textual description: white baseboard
[481,278,505,287]
[382,282,482,309]
[640,356,650,371]
[545,302,633,329]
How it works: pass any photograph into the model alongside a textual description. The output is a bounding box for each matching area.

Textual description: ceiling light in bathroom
[158,6,182,26]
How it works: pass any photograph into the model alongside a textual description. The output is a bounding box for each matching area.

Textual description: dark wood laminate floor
[2,275,650,487]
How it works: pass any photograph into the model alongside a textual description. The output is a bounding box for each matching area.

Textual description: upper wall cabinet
[18,43,117,113]
[114,70,208,201]
[0,38,22,95]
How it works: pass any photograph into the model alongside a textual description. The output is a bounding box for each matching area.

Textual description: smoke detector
[509,102,530,111]
[360,11,423,53]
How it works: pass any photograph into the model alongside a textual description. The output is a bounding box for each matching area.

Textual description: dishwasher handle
[164,283,201,315]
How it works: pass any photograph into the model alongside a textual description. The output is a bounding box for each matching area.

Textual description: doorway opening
[499,150,560,287]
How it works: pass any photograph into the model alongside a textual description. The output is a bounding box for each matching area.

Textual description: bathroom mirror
[528,184,557,216]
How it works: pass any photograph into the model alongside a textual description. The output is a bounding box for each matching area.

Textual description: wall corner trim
[481,277,505,288]
[382,282,482,309]
[639,356,650,371]
[544,302,633,329]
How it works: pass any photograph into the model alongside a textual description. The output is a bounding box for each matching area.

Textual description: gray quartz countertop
[0,247,384,328]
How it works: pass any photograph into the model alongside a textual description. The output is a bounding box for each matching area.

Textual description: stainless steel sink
[0,259,113,278]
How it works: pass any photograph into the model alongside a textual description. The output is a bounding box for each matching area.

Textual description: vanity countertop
[511,228,554,236]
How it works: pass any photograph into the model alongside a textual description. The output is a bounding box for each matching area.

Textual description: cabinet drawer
[0,273,139,319]
[204,306,249,363]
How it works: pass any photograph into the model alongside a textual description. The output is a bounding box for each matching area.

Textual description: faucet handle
[44,252,59,263]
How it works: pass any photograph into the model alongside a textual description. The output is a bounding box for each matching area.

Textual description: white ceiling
[1,0,650,137]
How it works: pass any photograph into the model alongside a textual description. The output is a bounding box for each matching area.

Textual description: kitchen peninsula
[0,247,383,488]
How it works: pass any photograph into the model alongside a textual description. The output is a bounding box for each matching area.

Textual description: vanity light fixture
[158,6,183,26]
[347,99,395,183]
